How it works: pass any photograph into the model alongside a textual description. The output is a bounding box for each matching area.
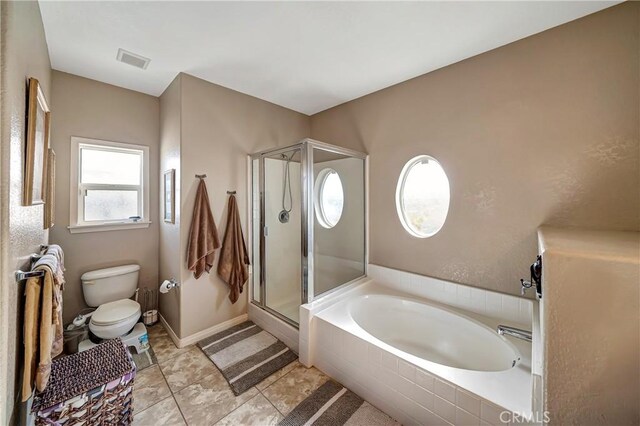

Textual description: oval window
[396,155,450,238]
[315,168,344,228]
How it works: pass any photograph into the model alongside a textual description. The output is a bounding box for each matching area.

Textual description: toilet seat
[91,299,141,326]
[89,299,141,340]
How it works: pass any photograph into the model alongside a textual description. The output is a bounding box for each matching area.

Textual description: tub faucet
[497,325,532,342]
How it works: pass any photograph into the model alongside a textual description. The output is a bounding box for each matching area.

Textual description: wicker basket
[33,338,136,425]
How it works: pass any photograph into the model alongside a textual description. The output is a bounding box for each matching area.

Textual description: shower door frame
[250,138,368,328]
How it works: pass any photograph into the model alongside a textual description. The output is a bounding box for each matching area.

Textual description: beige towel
[22,259,63,401]
[218,195,250,304]
[187,179,221,279]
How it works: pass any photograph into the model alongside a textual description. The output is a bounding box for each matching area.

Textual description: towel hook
[195,174,207,179]
[227,191,236,195]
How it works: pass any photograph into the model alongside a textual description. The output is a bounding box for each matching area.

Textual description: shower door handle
[264,226,269,237]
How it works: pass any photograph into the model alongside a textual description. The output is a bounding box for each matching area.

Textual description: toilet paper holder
[160,278,180,293]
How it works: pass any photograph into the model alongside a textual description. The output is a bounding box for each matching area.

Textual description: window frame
[69,136,150,234]
[395,154,450,238]
[314,167,344,229]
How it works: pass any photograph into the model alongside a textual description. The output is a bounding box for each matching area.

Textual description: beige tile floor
[132,323,397,426]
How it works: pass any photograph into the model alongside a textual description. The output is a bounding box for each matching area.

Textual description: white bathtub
[350,294,521,372]
[302,277,534,426]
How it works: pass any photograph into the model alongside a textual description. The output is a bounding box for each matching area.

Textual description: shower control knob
[520,279,532,295]
[521,255,543,298]
[278,210,290,223]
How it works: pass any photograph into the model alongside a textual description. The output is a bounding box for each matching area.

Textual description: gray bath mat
[197,321,298,395]
[279,380,365,426]
[129,346,157,372]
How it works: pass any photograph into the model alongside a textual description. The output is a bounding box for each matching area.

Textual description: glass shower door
[261,148,302,324]
[250,139,366,328]
[312,147,366,297]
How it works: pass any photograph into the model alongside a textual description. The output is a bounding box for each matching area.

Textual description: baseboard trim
[158,314,182,348]
[159,313,249,348]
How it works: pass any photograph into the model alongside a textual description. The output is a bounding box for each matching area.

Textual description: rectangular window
[69,137,150,233]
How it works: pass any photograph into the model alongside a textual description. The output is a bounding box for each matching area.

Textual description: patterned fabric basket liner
[33,338,136,426]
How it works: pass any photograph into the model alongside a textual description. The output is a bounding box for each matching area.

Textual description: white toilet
[78,264,149,353]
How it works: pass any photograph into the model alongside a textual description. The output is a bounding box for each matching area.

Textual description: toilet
[78,264,149,353]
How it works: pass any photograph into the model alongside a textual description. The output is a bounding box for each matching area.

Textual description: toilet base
[79,322,149,354]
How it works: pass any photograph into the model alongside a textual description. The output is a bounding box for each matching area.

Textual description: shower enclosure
[250,139,367,327]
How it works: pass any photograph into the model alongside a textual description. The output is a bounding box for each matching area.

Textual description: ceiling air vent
[116,48,150,70]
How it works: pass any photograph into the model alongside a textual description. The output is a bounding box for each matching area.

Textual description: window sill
[68,221,152,234]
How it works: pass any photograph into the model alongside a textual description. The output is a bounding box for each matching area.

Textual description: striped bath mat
[198,321,298,395]
[279,380,367,426]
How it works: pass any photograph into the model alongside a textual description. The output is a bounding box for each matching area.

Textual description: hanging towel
[45,244,65,287]
[46,244,65,272]
[22,254,64,401]
[217,194,250,304]
[187,179,221,279]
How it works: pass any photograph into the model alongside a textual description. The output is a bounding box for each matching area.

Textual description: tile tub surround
[300,265,534,368]
[367,264,534,327]
[302,276,534,425]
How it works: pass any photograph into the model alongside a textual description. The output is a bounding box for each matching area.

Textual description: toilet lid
[91,299,140,326]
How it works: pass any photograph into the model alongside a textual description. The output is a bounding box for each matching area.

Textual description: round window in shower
[396,155,450,238]
[315,168,344,228]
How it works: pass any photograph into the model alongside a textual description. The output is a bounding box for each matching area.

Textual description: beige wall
[310,3,639,296]
[0,1,51,423]
[177,73,309,338]
[159,75,182,334]
[49,71,160,323]
[539,227,639,425]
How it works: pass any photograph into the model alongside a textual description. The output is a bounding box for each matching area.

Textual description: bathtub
[350,294,521,372]
[301,275,534,426]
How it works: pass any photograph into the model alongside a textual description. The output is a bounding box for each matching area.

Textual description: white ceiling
[39,1,619,115]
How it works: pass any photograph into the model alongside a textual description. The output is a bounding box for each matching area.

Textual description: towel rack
[15,253,46,282]
[16,270,45,281]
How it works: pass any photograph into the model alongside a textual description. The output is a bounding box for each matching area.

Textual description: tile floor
[133,323,398,426]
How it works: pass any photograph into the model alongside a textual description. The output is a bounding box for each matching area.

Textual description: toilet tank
[81,264,140,307]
